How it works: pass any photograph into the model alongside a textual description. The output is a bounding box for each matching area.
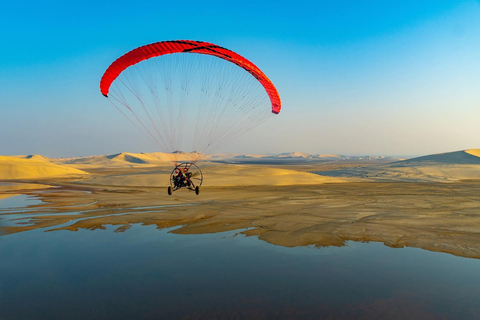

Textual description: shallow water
[1,195,479,319]
[0,194,44,228]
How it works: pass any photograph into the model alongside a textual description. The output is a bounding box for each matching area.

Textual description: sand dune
[53,152,162,167]
[387,149,480,181]
[398,149,480,165]
[2,149,480,260]
[318,149,480,182]
[0,155,88,180]
[466,149,480,157]
[202,164,345,186]
[2,149,479,184]
[15,154,51,162]
[76,163,345,187]
[53,151,208,168]
[49,151,396,169]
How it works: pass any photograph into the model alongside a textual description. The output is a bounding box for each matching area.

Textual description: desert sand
[466,149,480,157]
[1,149,479,259]
[317,150,480,182]
[0,155,88,180]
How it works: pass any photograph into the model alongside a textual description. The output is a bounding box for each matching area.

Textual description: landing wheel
[167,186,172,195]
[195,186,200,195]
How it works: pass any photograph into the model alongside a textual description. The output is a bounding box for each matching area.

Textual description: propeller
[191,171,201,178]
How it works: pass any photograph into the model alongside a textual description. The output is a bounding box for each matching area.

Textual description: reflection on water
[0,195,480,319]
[2,183,480,261]
[0,194,43,209]
[0,195,44,229]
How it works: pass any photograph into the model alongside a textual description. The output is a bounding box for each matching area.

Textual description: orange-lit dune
[466,149,480,158]
[0,155,88,180]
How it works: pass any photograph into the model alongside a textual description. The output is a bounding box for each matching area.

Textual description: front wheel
[167,186,172,195]
[195,186,200,195]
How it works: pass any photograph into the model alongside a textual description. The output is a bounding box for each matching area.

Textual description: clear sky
[1,0,479,157]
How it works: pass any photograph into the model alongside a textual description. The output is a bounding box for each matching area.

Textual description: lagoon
[1,194,479,319]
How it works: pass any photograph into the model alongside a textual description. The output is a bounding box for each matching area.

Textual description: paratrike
[100,40,282,197]
[168,162,203,195]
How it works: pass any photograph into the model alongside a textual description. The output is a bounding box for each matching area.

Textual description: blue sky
[1,0,479,157]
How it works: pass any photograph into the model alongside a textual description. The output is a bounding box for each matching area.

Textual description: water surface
[1,194,479,319]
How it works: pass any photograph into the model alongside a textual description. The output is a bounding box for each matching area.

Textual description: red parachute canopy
[100,40,281,114]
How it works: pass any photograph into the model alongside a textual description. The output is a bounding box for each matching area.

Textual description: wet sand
[1,163,479,259]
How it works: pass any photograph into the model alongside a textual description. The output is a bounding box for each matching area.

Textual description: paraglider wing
[99,40,281,160]
[100,40,281,114]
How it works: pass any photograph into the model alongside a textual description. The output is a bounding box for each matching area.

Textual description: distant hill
[3,149,479,183]
[318,149,480,182]
[53,152,208,168]
[48,151,398,167]
[394,149,480,166]
[211,152,396,164]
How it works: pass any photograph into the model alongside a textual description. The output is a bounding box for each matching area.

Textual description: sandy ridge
[0,155,88,180]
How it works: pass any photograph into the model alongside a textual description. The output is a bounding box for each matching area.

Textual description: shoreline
[1,178,479,260]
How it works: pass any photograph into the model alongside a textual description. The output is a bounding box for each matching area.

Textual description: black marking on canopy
[182,45,233,60]
[169,40,204,46]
